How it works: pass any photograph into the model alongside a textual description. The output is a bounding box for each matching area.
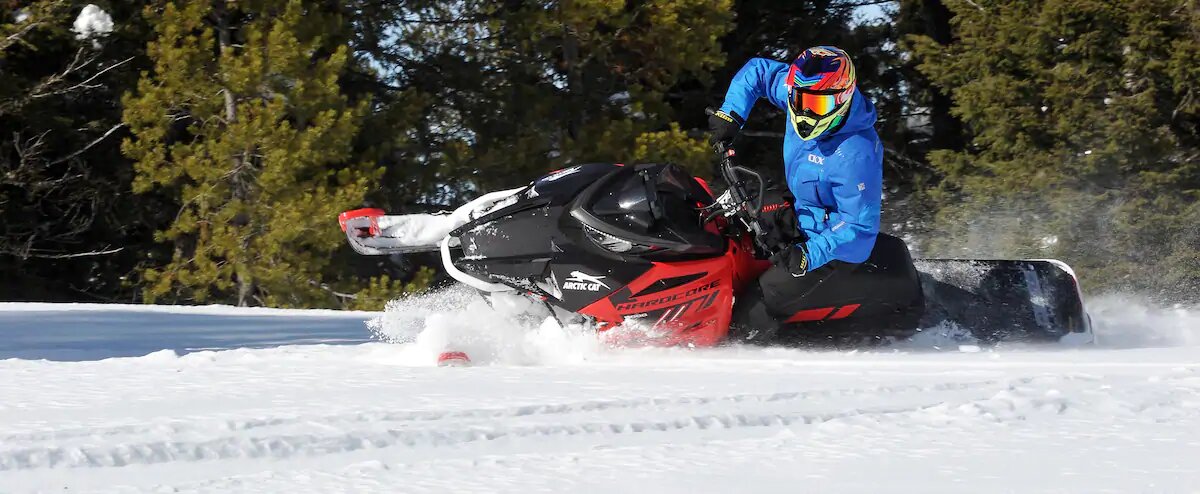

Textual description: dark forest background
[2,0,1196,309]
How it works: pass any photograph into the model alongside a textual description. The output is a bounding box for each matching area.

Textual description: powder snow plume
[368,284,1200,363]
[1087,293,1200,348]
[367,285,606,365]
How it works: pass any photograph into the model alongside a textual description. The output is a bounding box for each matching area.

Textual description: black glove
[707,108,744,147]
[760,192,802,253]
[770,243,810,277]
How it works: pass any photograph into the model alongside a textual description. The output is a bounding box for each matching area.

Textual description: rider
[708,46,884,340]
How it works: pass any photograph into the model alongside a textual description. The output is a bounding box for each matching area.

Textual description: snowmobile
[338,144,1092,348]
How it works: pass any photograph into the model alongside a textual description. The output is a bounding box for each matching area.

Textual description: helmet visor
[797,92,838,116]
[789,87,853,118]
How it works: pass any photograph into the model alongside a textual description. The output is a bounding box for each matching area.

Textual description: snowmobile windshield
[570,164,724,258]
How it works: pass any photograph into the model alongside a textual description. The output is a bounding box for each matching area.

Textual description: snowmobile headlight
[583,224,659,254]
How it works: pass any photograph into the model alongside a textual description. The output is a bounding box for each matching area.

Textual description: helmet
[786,46,856,140]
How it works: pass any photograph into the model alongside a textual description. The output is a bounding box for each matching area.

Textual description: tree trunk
[561,0,583,141]
[918,0,963,151]
[215,1,254,307]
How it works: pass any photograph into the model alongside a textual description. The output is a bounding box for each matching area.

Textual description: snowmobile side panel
[453,201,655,310]
[578,236,768,347]
[440,233,512,293]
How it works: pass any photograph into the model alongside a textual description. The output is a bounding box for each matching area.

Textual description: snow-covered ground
[1,293,1199,493]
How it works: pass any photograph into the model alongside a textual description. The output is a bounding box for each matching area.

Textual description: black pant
[730,260,860,343]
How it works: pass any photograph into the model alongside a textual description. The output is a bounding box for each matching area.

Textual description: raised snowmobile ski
[340,151,1092,347]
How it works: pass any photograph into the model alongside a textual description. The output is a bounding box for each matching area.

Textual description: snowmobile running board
[915,258,1091,342]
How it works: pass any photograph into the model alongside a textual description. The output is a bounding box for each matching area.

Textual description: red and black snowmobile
[338,145,1092,348]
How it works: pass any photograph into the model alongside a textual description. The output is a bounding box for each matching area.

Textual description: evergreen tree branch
[53,56,137,96]
[959,0,985,12]
[29,48,97,99]
[0,20,44,53]
[22,247,124,259]
[49,123,127,165]
[829,0,899,8]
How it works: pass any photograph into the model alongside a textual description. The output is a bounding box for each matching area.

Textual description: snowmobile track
[12,373,1198,472]
[1,379,1012,471]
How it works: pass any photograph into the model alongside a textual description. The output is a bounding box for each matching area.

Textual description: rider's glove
[761,193,802,252]
[707,108,744,147]
[770,243,809,278]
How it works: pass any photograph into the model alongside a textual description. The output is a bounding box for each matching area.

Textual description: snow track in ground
[1,296,1199,492]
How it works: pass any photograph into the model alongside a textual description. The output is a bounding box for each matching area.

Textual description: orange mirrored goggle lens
[801,92,838,116]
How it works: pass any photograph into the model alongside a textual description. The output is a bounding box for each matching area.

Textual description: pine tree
[123,0,380,307]
[355,0,733,211]
[1,1,159,302]
[910,0,1200,297]
[490,0,733,180]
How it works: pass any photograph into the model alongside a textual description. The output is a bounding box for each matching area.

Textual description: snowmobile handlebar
[704,108,764,215]
[712,142,764,216]
[704,115,772,256]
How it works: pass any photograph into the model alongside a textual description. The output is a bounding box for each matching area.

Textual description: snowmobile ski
[437,351,472,367]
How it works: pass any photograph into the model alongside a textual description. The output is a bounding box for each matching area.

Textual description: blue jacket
[719,57,883,271]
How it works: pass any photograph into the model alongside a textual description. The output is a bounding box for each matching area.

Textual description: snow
[376,213,457,247]
[72,4,113,40]
[365,186,526,253]
[13,9,29,23]
[1,295,1199,492]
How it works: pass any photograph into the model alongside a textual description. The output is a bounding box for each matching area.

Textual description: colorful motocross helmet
[786,46,856,140]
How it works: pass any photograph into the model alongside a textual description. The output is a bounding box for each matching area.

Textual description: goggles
[788,87,853,118]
